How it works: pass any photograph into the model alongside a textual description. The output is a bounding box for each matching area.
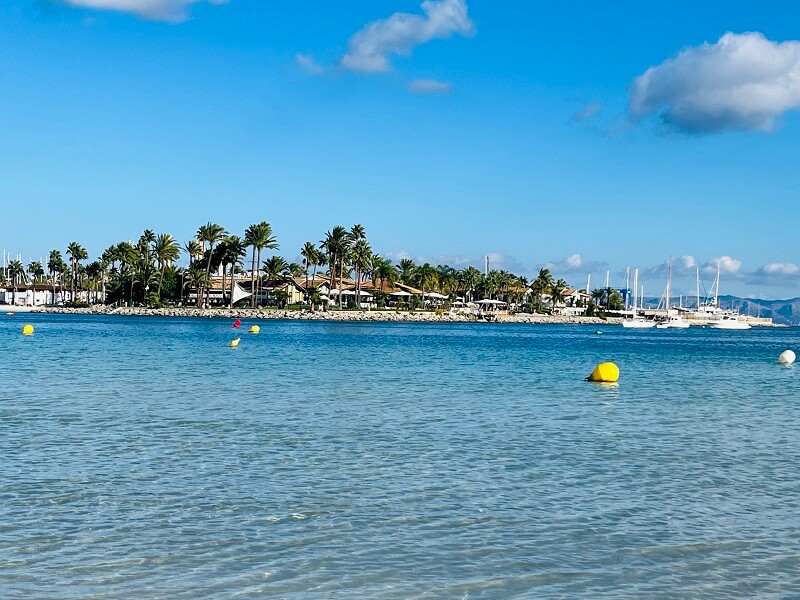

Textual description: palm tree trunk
[222,263,228,306]
[311,262,318,312]
[250,247,257,308]
[204,249,214,307]
[157,262,165,299]
[256,248,263,307]
[230,263,236,308]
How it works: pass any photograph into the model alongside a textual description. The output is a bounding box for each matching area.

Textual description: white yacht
[709,314,752,330]
[656,315,691,329]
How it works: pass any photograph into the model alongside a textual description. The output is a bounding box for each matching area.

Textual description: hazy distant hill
[641,295,800,326]
[718,296,800,327]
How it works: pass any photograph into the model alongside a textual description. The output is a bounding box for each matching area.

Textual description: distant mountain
[639,295,800,326]
[718,296,800,327]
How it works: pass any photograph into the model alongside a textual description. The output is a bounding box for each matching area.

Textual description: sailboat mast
[696,267,700,310]
[625,267,630,310]
[632,269,639,313]
[665,258,672,314]
[714,260,721,308]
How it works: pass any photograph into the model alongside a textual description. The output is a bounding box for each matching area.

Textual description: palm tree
[591,288,606,312]
[531,268,554,312]
[244,222,279,308]
[396,258,416,284]
[300,242,320,300]
[66,242,88,303]
[184,240,202,263]
[26,261,44,305]
[374,258,397,291]
[221,235,247,307]
[8,260,25,305]
[184,264,208,304]
[459,266,482,302]
[415,263,438,308]
[47,250,63,304]
[153,233,180,299]
[196,222,227,307]
[549,278,567,314]
[85,261,103,304]
[262,255,289,307]
[352,238,372,305]
[321,226,349,307]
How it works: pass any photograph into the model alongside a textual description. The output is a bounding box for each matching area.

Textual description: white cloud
[704,255,742,275]
[748,262,800,286]
[543,253,609,273]
[629,32,800,133]
[570,101,602,121]
[61,0,227,22]
[341,0,473,73]
[295,53,325,76]
[408,78,451,94]
[760,262,800,276]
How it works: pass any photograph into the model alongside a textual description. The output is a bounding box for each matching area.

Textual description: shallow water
[2,315,800,598]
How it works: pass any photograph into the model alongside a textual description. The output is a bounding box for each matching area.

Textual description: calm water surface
[2,314,800,598]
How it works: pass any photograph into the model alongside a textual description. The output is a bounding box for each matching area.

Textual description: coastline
[23,305,620,325]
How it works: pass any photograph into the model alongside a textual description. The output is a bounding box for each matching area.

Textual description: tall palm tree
[26,261,44,305]
[532,268,554,312]
[244,222,279,308]
[66,242,88,303]
[185,264,208,304]
[550,278,567,314]
[321,226,349,307]
[591,288,606,311]
[416,263,438,308]
[8,260,25,305]
[153,233,180,299]
[184,240,203,263]
[85,261,103,304]
[221,235,247,307]
[374,258,397,291]
[300,242,320,300]
[396,258,416,284]
[47,250,63,304]
[351,239,372,305]
[196,222,226,307]
[459,266,482,302]
[262,255,289,306]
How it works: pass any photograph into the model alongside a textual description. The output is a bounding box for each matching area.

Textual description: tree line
[2,222,623,313]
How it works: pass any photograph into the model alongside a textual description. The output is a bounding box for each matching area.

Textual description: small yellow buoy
[249,325,260,334]
[229,338,241,348]
[22,324,34,336]
[587,362,619,383]
[778,350,796,365]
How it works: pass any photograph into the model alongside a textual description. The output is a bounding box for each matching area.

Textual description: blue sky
[2,0,800,298]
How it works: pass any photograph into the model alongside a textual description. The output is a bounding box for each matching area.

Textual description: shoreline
[20,305,620,325]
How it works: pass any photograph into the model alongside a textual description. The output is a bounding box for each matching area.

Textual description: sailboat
[656,258,690,329]
[622,268,655,328]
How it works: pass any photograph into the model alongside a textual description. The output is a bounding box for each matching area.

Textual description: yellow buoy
[22,324,34,336]
[249,325,260,334]
[587,362,619,383]
[229,338,241,348]
[778,350,796,365]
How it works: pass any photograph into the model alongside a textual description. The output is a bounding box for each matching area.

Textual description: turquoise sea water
[2,314,800,598]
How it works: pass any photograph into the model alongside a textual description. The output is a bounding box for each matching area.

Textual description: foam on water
[2,315,800,598]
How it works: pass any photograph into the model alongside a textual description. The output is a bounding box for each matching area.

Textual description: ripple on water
[2,316,800,598]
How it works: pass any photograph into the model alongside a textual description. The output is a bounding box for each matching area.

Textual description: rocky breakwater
[33,305,620,325]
